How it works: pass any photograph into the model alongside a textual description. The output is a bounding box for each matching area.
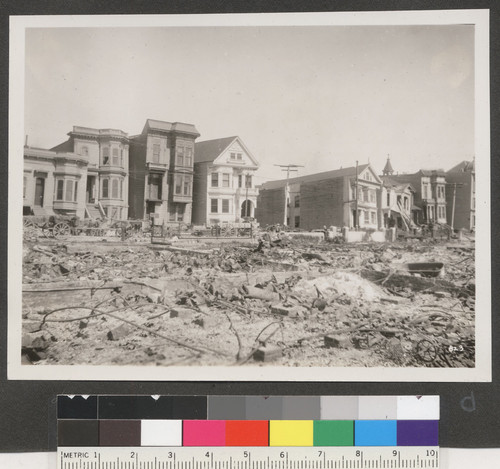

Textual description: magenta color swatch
[183,420,226,446]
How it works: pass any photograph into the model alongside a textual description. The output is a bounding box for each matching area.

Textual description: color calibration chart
[57,395,439,469]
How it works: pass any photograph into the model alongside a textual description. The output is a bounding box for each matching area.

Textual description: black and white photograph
[8,10,490,381]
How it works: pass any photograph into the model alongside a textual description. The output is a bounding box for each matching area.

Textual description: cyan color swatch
[354,420,397,446]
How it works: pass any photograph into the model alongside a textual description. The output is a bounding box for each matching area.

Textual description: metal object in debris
[415,339,437,362]
[394,262,445,278]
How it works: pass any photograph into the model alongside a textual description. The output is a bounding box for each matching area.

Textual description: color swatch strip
[57,395,440,420]
[58,419,439,447]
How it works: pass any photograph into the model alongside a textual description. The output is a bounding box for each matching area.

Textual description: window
[148,174,162,200]
[211,173,219,187]
[286,217,290,226]
[65,180,73,202]
[286,198,290,207]
[294,216,300,228]
[176,146,184,165]
[370,211,376,225]
[120,179,123,199]
[120,149,124,167]
[175,175,182,195]
[422,184,429,199]
[230,152,236,160]
[174,174,192,196]
[23,176,27,198]
[237,153,242,160]
[185,147,193,166]
[245,175,252,188]
[152,143,160,163]
[112,148,119,165]
[369,190,376,203]
[222,199,229,213]
[386,192,390,206]
[211,199,218,213]
[102,147,110,165]
[222,173,230,188]
[183,175,191,196]
[56,180,64,200]
[56,179,79,202]
[294,195,300,208]
[364,211,370,224]
[404,197,409,210]
[112,179,119,198]
[102,179,109,198]
[238,175,242,188]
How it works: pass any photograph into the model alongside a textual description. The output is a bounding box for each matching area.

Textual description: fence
[151,222,254,244]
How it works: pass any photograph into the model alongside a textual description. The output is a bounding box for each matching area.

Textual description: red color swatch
[225,420,269,446]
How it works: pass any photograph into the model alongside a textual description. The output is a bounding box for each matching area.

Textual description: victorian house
[191,136,259,225]
[390,167,447,225]
[23,145,88,218]
[380,158,416,230]
[445,160,475,231]
[128,119,200,225]
[51,126,130,220]
[256,163,382,231]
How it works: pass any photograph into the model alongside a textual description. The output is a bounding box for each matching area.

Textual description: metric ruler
[58,446,439,469]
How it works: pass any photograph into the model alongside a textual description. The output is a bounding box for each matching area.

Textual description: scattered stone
[106,324,133,341]
[271,304,292,316]
[252,345,283,362]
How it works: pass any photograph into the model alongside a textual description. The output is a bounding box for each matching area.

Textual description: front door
[86,176,95,203]
[34,177,45,206]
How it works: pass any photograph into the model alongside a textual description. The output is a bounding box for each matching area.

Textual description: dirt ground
[21,229,475,368]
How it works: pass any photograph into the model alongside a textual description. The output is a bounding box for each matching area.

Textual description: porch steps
[86,204,104,219]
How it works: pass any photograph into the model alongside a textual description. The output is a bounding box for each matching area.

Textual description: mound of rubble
[21,235,475,368]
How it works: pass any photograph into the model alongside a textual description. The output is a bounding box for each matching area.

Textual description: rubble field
[21,230,475,368]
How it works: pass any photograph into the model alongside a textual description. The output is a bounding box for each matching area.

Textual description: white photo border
[8,9,491,381]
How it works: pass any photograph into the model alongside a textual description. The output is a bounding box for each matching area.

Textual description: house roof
[50,139,73,153]
[448,160,475,173]
[381,176,415,192]
[261,164,370,190]
[143,119,200,137]
[194,136,238,163]
[418,169,446,177]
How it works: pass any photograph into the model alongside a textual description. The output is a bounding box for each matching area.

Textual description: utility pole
[355,160,359,230]
[244,172,250,218]
[274,164,304,226]
[446,182,465,231]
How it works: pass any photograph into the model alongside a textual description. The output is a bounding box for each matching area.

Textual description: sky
[24,23,475,185]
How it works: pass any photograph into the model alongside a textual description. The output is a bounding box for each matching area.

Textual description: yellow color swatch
[269,420,314,446]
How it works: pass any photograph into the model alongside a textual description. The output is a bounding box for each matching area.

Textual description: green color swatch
[313,420,354,446]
